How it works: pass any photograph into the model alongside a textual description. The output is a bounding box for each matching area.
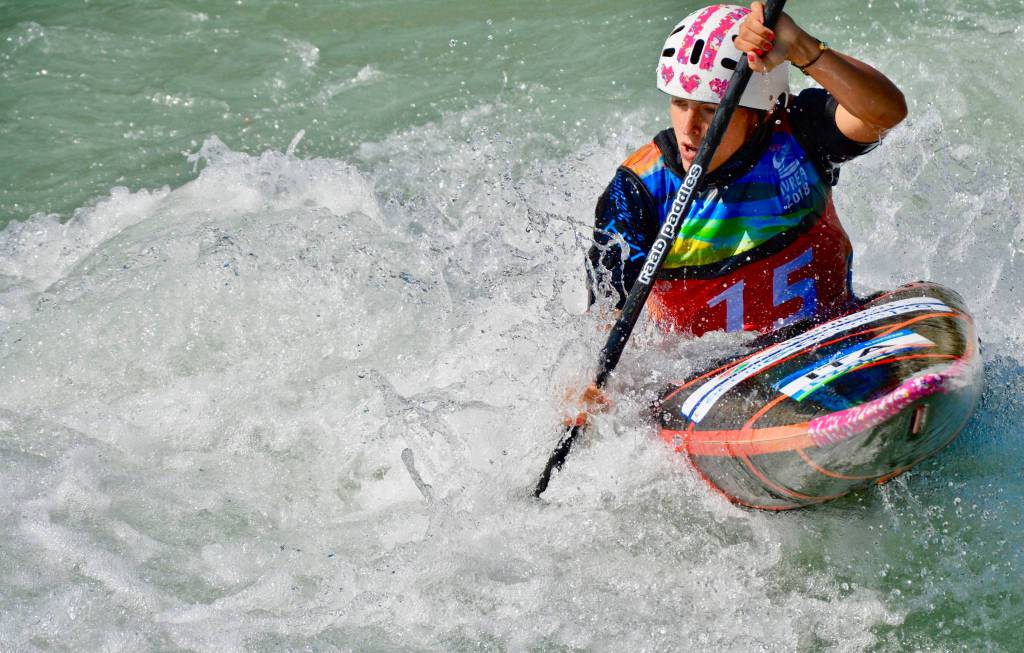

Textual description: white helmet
[657,4,789,111]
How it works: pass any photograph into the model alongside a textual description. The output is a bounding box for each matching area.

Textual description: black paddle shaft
[534,0,788,498]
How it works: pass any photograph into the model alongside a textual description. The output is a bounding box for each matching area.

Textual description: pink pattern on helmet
[701,7,749,70]
[661,64,676,85]
[709,78,729,99]
[680,74,700,93]
[678,5,721,63]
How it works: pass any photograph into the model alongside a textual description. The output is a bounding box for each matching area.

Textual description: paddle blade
[533,423,585,497]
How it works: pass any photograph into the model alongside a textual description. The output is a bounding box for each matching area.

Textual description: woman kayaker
[567,1,907,425]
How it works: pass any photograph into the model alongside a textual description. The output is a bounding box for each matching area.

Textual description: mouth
[680,142,699,164]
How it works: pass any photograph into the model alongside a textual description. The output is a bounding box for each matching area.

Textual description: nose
[680,107,702,137]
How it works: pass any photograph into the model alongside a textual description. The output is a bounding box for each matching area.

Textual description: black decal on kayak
[855,344,890,359]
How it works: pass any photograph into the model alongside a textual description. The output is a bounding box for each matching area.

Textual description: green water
[2,0,671,222]
[4,0,1021,223]
[1,1,1023,650]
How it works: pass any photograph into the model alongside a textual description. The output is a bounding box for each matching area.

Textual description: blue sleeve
[587,167,656,309]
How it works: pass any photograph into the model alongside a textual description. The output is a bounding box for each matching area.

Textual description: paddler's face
[670,98,762,173]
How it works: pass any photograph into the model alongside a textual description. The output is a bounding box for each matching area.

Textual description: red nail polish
[748,54,756,62]
[756,49,763,55]
[764,43,773,52]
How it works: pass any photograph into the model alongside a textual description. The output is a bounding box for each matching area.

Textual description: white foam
[0,93,1015,648]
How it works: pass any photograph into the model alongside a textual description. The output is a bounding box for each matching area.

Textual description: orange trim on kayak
[796,448,877,481]
[661,307,971,405]
[751,327,958,390]
[682,445,801,511]
[660,347,765,404]
[875,388,980,485]
[877,312,959,338]
[661,321,941,405]
[674,423,746,506]
[739,454,841,503]
[744,394,788,429]
[661,324,880,404]
[664,422,814,456]
[869,282,938,304]
[677,423,826,509]
[671,289,979,510]
[663,352,961,457]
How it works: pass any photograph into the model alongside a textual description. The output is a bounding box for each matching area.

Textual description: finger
[740,20,775,45]
[582,384,612,409]
[745,52,770,73]
[746,25,775,46]
[734,34,771,55]
[744,2,776,46]
[736,39,775,62]
[749,1,766,25]
[589,396,610,410]
[561,412,588,428]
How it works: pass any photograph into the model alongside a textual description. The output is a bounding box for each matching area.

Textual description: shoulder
[621,139,666,177]
[619,129,686,178]
[599,164,650,218]
[787,88,879,183]
[596,146,663,236]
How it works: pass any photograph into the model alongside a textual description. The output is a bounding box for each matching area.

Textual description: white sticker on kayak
[679,297,952,423]
[776,330,935,401]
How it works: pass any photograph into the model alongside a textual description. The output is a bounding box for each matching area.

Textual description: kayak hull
[658,282,983,510]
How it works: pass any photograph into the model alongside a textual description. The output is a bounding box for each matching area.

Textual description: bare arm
[736,1,908,143]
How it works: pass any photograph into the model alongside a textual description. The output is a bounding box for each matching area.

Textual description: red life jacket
[647,200,853,335]
[622,116,854,335]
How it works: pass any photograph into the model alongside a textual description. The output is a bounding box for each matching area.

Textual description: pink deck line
[808,363,966,447]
